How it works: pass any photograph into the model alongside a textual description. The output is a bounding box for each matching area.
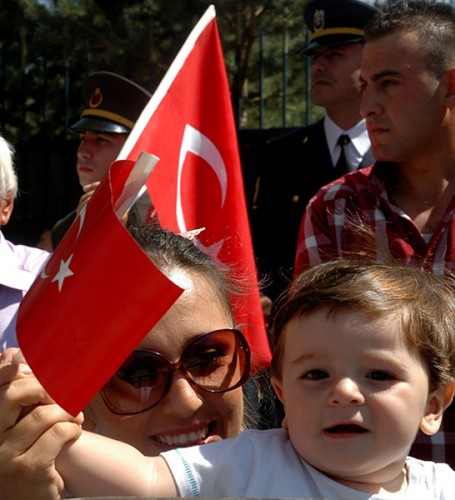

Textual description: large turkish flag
[120,6,271,369]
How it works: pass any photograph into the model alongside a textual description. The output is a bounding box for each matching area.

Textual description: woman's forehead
[167,267,197,291]
[137,271,232,353]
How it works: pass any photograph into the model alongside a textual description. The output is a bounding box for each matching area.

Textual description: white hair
[0,135,17,200]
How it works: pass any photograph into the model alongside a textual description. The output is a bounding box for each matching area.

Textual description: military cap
[303,0,378,55]
[70,71,151,134]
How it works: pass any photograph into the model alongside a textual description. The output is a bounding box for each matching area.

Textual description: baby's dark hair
[270,259,455,391]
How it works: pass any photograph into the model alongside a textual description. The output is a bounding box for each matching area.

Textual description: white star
[196,238,225,260]
[52,255,75,292]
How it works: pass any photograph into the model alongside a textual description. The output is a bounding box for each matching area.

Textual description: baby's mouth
[325,424,368,434]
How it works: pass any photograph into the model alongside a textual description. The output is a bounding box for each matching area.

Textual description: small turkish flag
[120,6,271,369]
[17,154,183,416]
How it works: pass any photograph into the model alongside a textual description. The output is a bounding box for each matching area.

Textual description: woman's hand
[0,358,83,500]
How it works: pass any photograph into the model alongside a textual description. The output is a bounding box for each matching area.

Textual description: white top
[324,115,371,171]
[162,428,455,499]
[0,231,49,348]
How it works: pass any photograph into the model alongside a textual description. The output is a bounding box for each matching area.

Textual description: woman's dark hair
[130,223,260,429]
[129,223,236,319]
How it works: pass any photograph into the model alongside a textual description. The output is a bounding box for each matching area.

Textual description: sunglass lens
[183,330,247,391]
[102,352,169,414]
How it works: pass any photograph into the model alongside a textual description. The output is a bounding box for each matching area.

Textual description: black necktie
[334,134,351,176]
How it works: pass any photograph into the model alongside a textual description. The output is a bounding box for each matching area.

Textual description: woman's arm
[0,353,178,498]
[57,430,179,498]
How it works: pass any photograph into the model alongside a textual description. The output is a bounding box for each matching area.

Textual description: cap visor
[69,116,131,134]
[303,35,364,55]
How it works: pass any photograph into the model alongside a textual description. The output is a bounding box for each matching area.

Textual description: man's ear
[444,67,455,107]
[420,379,455,436]
[0,197,14,226]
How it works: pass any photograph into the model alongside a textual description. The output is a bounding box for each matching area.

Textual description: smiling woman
[0,223,258,499]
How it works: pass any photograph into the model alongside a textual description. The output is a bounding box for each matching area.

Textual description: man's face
[76,131,128,187]
[359,31,447,164]
[310,43,364,110]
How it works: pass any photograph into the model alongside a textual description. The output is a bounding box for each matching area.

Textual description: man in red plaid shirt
[295,1,455,468]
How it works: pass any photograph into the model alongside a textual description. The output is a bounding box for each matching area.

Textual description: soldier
[52,71,151,248]
[252,0,377,301]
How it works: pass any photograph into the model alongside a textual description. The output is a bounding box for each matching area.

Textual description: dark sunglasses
[100,328,251,415]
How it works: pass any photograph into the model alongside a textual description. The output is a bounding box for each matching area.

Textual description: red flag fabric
[17,156,183,416]
[120,6,271,369]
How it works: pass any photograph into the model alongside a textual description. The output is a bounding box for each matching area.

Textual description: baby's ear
[420,380,455,435]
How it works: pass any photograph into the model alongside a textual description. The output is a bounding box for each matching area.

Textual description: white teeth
[156,426,209,446]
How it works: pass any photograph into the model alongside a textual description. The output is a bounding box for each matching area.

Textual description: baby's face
[272,308,445,493]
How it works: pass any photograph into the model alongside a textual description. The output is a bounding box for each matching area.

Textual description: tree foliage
[0,0,318,142]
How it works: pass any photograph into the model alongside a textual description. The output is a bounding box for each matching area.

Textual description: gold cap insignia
[313,9,325,31]
[89,87,103,108]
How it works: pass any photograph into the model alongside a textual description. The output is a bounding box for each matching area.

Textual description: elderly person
[0,135,49,348]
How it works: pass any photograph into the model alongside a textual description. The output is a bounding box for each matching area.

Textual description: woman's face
[85,269,245,456]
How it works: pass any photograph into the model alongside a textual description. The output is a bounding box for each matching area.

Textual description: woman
[0,223,255,498]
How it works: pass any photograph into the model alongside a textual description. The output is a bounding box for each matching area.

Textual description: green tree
[0,0,314,142]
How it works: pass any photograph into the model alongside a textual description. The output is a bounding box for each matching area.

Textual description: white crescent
[176,124,227,233]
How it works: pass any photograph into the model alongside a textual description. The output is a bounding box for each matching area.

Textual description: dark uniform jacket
[250,119,374,300]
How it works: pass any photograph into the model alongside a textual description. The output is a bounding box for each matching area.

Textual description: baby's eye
[367,370,395,381]
[302,369,328,380]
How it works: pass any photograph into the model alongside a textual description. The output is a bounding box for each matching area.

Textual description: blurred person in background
[0,135,49,348]
[51,71,152,249]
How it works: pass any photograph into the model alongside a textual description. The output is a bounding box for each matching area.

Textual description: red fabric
[295,163,455,276]
[17,159,183,416]
[121,7,271,369]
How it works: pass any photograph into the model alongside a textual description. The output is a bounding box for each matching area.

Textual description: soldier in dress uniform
[51,71,152,248]
[251,0,377,301]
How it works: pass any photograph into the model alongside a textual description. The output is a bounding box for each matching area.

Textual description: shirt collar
[324,115,370,159]
[0,232,42,290]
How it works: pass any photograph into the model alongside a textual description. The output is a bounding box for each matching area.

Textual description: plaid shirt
[295,162,455,468]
